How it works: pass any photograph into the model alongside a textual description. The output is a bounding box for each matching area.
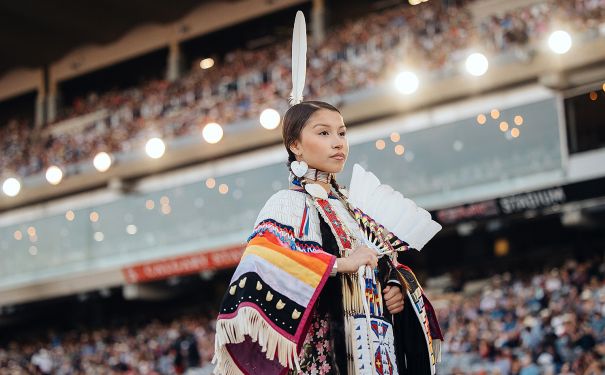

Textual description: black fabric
[220,272,304,336]
[394,295,433,375]
[315,211,433,375]
[316,214,347,375]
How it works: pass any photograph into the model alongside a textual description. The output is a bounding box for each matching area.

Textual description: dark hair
[282,101,341,167]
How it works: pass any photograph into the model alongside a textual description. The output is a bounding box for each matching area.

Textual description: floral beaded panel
[290,310,338,375]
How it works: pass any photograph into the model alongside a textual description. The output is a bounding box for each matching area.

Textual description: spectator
[2,0,605,182]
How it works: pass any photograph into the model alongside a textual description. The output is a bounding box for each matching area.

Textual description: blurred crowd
[0,314,217,375]
[1,0,605,179]
[439,255,605,375]
[479,0,605,60]
[1,254,603,374]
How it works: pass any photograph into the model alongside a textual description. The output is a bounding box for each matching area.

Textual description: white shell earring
[290,160,308,177]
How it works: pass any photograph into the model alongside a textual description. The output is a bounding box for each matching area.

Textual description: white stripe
[231,253,315,307]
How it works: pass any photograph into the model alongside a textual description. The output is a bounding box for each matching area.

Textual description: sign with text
[432,175,605,226]
[498,187,566,215]
[122,245,244,283]
[436,200,500,225]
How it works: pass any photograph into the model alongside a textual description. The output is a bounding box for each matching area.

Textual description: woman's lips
[330,155,345,160]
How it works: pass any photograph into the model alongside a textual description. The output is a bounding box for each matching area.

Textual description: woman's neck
[314,180,332,194]
[292,167,334,194]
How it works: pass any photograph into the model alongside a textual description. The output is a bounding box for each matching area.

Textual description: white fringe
[212,349,244,375]
[433,339,442,363]
[212,306,300,375]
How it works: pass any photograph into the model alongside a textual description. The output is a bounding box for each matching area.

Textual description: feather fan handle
[289,11,307,106]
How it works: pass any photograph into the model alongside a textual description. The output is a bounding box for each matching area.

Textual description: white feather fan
[347,163,442,253]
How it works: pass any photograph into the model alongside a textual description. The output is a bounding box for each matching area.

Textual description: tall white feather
[348,163,442,251]
[289,11,307,106]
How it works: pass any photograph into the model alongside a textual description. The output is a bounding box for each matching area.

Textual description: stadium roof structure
[0,0,206,75]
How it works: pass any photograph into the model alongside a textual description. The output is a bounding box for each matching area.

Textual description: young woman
[213,101,442,375]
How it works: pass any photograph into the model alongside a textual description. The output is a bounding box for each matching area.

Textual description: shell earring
[290,160,308,177]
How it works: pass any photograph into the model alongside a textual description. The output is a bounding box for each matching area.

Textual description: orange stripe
[248,236,330,276]
[248,235,332,276]
[252,232,333,264]
[245,245,321,287]
[261,231,334,264]
[255,232,334,266]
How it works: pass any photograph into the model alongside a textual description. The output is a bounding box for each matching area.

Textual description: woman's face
[289,109,349,173]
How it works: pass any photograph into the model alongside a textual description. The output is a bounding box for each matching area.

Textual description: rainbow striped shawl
[213,219,335,375]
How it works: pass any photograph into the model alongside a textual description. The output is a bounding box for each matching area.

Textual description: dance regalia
[213,175,443,375]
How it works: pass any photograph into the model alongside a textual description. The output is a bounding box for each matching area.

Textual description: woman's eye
[318,130,346,136]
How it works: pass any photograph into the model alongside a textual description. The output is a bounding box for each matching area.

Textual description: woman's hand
[383,285,404,314]
[337,246,378,273]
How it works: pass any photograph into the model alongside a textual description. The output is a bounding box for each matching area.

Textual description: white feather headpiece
[347,163,442,252]
[289,11,307,106]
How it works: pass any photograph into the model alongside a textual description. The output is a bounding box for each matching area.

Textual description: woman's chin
[311,159,346,173]
[326,161,346,173]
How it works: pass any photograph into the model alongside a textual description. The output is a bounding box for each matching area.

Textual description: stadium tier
[0,0,604,374]
[0,0,604,204]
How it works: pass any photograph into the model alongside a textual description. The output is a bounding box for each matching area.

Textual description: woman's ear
[289,140,301,157]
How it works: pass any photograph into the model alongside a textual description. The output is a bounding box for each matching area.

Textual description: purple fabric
[226,336,287,375]
[423,294,444,340]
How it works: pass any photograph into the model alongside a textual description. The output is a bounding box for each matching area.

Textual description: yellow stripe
[248,236,328,276]
[244,245,322,288]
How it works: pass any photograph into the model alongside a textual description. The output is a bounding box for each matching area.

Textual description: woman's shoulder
[252,189,324,245]
[269,188,309,203]
[254,189,307,227]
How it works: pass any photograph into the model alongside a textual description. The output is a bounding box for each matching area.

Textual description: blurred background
[0,0,604,374]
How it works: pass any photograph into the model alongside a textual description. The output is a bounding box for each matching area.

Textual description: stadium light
[202,122,223,144]
[2,177,21,197]
[45,165,63,185]
[145,137,166,159]
[465,53,489,76]
[200,58,215,69]
[260,108,280,130]
[93,152,112,172]
[394,71,419,95]
[548,30,572,54]
[94,231,104,242]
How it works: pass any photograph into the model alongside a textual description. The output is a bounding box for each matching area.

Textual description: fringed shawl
[213,191,335,375]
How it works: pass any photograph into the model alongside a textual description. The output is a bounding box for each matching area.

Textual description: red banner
[122,245,244,283]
